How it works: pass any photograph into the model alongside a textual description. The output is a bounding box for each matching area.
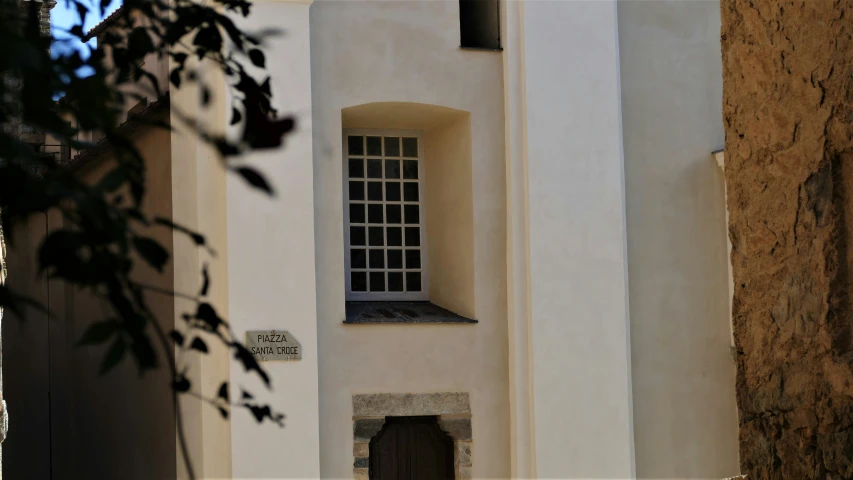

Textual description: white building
[4,1,741,478]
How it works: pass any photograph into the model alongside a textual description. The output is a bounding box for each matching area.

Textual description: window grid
[344,130,428,301]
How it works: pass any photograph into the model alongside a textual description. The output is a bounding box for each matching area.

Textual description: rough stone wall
[721,1,853,478]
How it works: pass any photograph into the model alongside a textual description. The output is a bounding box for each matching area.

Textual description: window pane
[406,272,422,292]
[348,158,363,178]
[404,204,419,224]
[384,137,400,157]
[351,249,366,268]
[387,227,402,246]
[405,227,420,246]
[369,249,385,268]
[369,272,386,292]
[404,183,419,202]
[367,182,383,201]
[368,204,383,224]
[367,159,382,178]
[403,160,418,179]
[352,272,367,292]
[388,249,403,269]
[385,159,400,179]
[385,182,401,202]
[405,249,421,269]
[402,137,418,157]
[350,226,366,246]
[348,136,364,155]
[349,203,365,224]
[388,272,404,292]
[349,181,364,201]
[386,204,401,224]
[369,227,384,246]
[366,136,382,156]
[344,131,426,298]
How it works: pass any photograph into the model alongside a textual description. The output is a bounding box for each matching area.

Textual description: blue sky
[51,0,122,58]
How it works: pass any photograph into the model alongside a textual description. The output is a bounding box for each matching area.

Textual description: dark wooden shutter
[369,416,455,480]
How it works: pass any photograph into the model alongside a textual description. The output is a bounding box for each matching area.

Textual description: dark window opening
[369,416,455,479]
[459,0,501,50]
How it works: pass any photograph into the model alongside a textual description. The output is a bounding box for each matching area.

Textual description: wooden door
[369,416,455,480]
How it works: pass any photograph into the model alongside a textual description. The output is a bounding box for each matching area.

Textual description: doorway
[368,416,455,479]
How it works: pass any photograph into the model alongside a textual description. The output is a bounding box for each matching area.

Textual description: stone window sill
[343,301,477,325]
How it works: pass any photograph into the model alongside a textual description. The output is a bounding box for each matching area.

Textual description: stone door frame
[352,392,472,479]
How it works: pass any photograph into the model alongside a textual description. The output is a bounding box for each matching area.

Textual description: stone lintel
[352,392,471,417]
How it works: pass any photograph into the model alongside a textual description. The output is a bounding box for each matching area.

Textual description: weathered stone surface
[354,467,368,480]
[457,466,472,480]
[353,418,385,442]
[722,1,853,478]
[352,392,471,417]
[439,418,472,441]
[353,442,369,458]
[455,441,472,467]
[353,457,368,469]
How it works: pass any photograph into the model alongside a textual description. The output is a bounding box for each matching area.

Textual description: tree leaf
[201,86,211,106]
[100,338,126,375]
[241,389,254,400]
[248,404,271,423]
[132,236,169,272]
[248,49,265,68]
[128,27,155,59]
[218,382,229,402]
[0,285,49,320]
[77,320,119,346]
[96,167,127,193]
[235,166,274,195]
[199,263,210,297]
[129,332,158,371]
[233,342,270,387]
[169,330,185,346]
[154,217,206,247]
[170,68,182,88]
[217,406,229,419]
[74,1,88,24]
[195,302,224,331]
[173,374,191,392]
[193,25,223,53]
[190,337,208,353]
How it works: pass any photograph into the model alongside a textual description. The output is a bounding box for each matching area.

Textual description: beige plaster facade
[4,0,744,478]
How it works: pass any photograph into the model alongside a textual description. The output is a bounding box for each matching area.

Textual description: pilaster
[503,1,635,477]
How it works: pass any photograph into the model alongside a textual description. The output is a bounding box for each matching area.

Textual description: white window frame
[342,128,430,301]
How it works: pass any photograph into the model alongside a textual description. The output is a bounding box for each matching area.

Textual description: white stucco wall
[227,1,321,478]
[309,1,510,477]
[617,1,740,477]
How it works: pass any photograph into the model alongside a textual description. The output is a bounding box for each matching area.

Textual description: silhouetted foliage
[0,0,292,476]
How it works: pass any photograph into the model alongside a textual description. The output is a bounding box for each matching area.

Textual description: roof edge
[83,5,127,42]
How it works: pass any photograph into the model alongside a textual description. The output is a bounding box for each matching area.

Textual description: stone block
[353,442,369,458]
[439,418,472,441]
[455,441,472,467]
[354,467,368,480]
[353,418,385,442]
[354,457,369,468]
[353,392,471,417]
